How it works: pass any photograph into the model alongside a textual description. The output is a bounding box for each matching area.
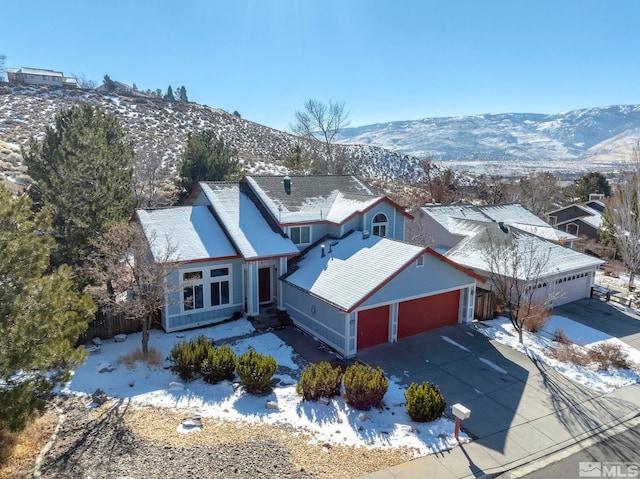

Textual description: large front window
[210,267,230,307]
[290,226,311,245]
[183,271,204,310]
[182,265,232,312]
[372,213,388,237]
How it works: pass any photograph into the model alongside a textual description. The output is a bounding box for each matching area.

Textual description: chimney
[321,244,326,257]
[283,176,291,195]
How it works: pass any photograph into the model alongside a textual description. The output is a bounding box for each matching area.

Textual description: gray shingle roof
[282,233,424,311]
[244,175,380,224]
[444,220,603,279]
[420,203,578,242]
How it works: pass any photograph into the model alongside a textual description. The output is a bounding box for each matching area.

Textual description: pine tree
[0,186,95,431]
[23,104,134,289]
[164,85,175,101]
[178,85,188,103]
[103,74,116,93]
[176,130,242,201]
[568,172,611,202]
[284,144,311,174]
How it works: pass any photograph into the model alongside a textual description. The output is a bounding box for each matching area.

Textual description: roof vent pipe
[321,244,325,258]
[362,230,370,240]
[283,176,291,195]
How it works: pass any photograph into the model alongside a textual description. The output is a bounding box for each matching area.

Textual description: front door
[258,267,271,303]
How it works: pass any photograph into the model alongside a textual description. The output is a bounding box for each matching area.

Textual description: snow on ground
[440,335,471,352]
[61,318,464,457]
[477,315,640,393]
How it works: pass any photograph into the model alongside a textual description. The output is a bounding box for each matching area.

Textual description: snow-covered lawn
[477,315,640,393]
[61,318,464,457]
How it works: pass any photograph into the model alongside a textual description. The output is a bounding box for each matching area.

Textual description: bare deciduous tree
[481,224,555,344]
[507,170,562,217]
[418,157,460,205]
[90,222,181,355]
[290,99,350,175]
[133,151,177,207]
[71,72,97,89]
[606,141,640,289]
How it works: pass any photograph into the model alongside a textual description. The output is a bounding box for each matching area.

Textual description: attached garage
[282,234,481,359]
[553,271,594,307]
[398,290,461,339]
[357,305,390,349]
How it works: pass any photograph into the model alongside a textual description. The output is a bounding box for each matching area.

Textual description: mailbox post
[451,403,471,440]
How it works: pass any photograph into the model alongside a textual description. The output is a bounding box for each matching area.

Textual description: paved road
[517,423,640,479]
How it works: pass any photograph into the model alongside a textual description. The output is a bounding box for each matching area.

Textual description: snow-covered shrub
[588,343,630,370]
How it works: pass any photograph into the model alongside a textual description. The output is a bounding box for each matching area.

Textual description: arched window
[372,213,388,237]
[566,223,579,236]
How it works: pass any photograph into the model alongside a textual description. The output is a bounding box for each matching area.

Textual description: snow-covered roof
[282,233,425,312]
[199,183,299,260]
[243,175,384,224]
[136,206,237,263]
[444,221,603,279]
[19,67,63,77]
[547,200,605,229]
[420,203,577,242]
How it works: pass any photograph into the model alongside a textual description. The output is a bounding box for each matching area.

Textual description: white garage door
[553,271,593,306]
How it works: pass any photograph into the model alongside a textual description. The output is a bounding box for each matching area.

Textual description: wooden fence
[78,311,145,343]
[474,289,497,320]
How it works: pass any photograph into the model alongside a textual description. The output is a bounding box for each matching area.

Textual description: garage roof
[445,220,603,279]
[282,233,424,311]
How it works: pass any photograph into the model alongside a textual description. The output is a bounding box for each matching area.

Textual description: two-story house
[136,175,482,358]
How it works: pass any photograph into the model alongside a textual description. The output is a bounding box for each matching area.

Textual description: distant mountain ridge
[337,105,640,174]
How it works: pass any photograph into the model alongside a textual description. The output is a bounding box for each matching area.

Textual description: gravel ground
[38,396,411,479]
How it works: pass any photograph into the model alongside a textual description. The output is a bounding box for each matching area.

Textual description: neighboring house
[7,67,77,88]
[546,199,605,241]
[136,175,482,358]
[408,204,603,312]
[407,203,579,248]
[96,80,134,94]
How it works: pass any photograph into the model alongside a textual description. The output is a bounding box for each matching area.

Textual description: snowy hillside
[0,84,426,186]
[337,105,640,175]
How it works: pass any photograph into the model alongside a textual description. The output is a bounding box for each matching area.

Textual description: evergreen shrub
[404,382,446,422]
[342,363,388,410]
[169,335,215,380]
[296,361,343,401]
[201,345,237,384]
[236,349,277,394]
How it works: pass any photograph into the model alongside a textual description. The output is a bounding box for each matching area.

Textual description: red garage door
[398,290,460,339]
[357,305,390,350]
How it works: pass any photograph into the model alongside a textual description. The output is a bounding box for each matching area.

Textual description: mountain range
[337,105,640,176]
[1,84,639,197]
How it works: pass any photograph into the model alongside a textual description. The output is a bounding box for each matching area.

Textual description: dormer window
[290,225,311,245]
[372,213,388,237]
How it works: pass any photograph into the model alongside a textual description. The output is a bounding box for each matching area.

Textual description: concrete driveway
[356,298,640,471]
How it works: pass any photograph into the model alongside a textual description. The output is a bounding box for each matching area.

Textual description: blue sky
[2,1,639,131]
